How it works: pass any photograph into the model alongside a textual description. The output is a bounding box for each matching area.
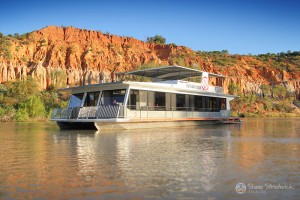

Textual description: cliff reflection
[113,126,235,194]
[1,119,298,199]
[228,118,300,180]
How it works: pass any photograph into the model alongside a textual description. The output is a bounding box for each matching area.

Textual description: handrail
[52,105,230,120]
[125,106,230,119]
[52,108,73,119]
[77,105,122,119]
[127,105,223,112]
[214,86,224,94]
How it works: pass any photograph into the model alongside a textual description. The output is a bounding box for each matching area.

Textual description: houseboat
[51,66,241,130]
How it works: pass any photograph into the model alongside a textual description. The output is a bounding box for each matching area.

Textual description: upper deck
[123,65,224,80]
[59,66,228,98]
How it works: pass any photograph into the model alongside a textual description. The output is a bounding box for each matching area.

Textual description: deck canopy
[124,66,224,80]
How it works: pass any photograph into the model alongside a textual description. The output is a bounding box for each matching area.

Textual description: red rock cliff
[0,26,299,98]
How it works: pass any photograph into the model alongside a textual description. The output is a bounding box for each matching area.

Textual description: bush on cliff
[146,35,166,44]
[230,88,298,117]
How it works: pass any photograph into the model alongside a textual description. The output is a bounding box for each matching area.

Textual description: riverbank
[1,79,299,122]
[232,111,300,118]
[230,94,300,118]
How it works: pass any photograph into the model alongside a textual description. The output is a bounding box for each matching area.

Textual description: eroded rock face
[0,26,299,99]
[29,61,47,89]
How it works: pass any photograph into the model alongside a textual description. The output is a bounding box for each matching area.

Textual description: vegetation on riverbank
[229,83,300,117]
[0,78,298,122]
[196,50,300,73]
[0,78,68,122]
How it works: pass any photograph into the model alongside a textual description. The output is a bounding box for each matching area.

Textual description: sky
[0,0,299,55]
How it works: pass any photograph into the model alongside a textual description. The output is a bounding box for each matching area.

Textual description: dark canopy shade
[124,66,224,80]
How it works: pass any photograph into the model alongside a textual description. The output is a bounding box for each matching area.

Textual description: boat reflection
[52,125,240,195]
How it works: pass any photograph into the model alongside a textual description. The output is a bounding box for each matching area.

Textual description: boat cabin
[52,66,239,129]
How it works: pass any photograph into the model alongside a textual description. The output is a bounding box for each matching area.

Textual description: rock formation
[0,26,299,99]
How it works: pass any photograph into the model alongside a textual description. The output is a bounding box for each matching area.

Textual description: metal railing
[52,105,123,120]
[126,106,231,119]
[135,106,222,112]
[214,86,224,94]
[78,105,121,119]
[52,108,73,119]
[52,105,231,120]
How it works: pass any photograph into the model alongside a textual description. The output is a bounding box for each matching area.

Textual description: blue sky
[0,0,299,54]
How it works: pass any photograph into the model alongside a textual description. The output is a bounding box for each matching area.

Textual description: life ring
[201,77,209,90]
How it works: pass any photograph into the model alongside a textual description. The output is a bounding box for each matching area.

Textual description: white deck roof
[124,66,224,80]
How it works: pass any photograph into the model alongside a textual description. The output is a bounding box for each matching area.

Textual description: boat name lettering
[186,83,203,90]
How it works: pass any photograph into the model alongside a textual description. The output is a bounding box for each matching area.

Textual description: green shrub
[146,35,166,44]
[274,101,293,113]
[0,106,5,116]
[15,109,29,122]
[241,94,257,105]
[0,78,69,121]
[272,85,288,99]
[27,96,46,118]
[228,83,240,95]
[263,98,273,111]
[245,112,260,117]
[261,84,271,97]
[230,111,239,117]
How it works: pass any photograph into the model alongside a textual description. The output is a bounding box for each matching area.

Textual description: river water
[0,118,299,199]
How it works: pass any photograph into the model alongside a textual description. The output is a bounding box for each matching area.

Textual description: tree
[146,35,166,44]
[228,82,240,95]
[5,78,39,103]
[26,96,46,118]
[221,50,229,54]
[272,85,288,99]
[260,84,271,97]
[14,33,20,38]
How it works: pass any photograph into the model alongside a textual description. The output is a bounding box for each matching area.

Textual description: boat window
[203,97,209,111]
[220,98,226,110]
[101,89,126,106]
[209,97,220,112]
[68,93,84,108]
[216,98,220,111]
[176,94,185,109]
[84,92,100,107]
[194,96,204,111]
[155,92,165,107]
[128,90,139,110]
[189,95,194,110]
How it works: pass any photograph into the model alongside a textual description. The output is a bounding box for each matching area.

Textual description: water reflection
[111,126,239,197]
[0,119,299,199]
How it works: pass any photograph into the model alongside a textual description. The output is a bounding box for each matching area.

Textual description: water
[0,118,299,199]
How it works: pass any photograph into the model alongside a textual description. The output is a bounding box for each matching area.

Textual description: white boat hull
[94,118,235,130]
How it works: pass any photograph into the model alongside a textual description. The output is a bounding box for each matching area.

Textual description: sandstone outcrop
[0,26,299,98]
